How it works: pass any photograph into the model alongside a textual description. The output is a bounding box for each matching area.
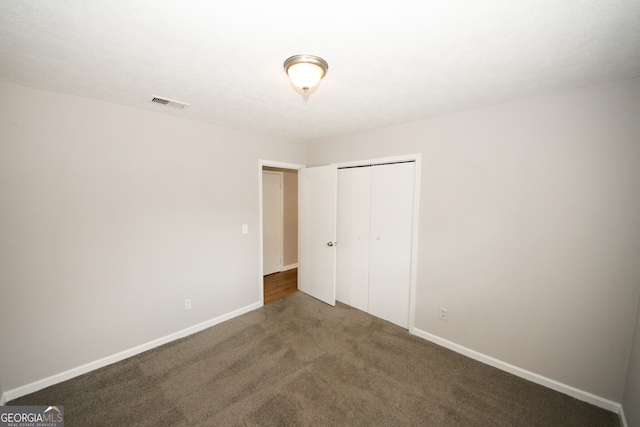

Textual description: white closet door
[336,169,352,304]
[336,167,371,311]
[368,163,415,328]
[349,168,371,312]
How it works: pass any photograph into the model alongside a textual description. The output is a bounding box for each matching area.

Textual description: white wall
[0,82,306,395]
[623,293,640,426]
[309,77,640,403]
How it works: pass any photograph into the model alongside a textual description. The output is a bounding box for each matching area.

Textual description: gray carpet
[9,292,619,426]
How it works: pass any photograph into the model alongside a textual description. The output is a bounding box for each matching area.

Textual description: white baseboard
[0,393,6,406]
[619,405,628,427]
[282,263,298,271]
[410,327,623,415]
[2,301,263,404]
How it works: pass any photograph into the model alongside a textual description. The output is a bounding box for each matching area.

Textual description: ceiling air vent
[151,96,190,109]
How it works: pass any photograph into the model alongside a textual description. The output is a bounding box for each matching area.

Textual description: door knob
[327,241,335,247]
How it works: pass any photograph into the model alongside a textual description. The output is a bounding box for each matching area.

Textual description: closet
[336,161,415,328]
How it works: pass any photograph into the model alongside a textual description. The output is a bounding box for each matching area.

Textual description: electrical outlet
[439,306,448,321]
[184,299,192,311]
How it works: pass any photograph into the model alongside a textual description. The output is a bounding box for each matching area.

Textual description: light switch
[242,224,248,234]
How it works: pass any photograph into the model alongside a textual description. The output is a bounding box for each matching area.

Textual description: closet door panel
[336,169,353,304]
[368,163,415,328]
[368,165,393,322]
[349,167,371,312]
[386,163,415,328]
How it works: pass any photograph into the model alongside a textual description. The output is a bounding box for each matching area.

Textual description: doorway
[260,163,301,304]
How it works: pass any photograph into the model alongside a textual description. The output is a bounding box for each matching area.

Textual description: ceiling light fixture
[284,54,329,92]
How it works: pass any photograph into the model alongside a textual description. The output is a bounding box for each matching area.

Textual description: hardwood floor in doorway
[264,268,298,304]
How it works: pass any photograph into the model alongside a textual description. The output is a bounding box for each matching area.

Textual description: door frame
[334,153,422,332]
[258,160,305,304]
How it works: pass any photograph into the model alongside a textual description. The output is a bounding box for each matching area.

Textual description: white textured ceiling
[1,1,639,143]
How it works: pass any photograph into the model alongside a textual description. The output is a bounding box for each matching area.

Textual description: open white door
[298,165,337,306]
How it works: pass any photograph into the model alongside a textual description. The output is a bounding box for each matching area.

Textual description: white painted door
[298,165,338,306]
[336,169,353,304]
[368,162,415,328]
[262,171,283,275]
[336,167,371,312]
[335,162,415,328]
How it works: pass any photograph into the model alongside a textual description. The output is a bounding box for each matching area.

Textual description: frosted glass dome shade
[284,55,328,92]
